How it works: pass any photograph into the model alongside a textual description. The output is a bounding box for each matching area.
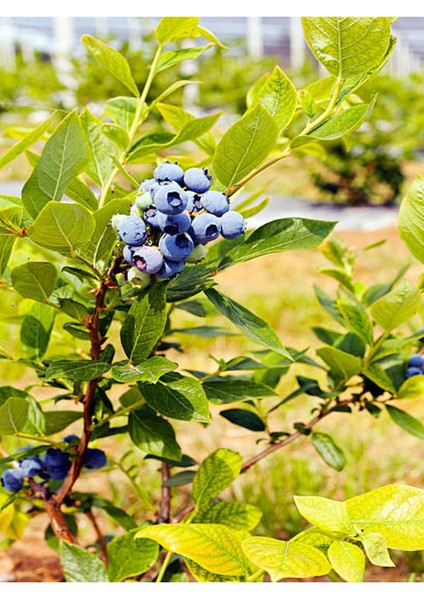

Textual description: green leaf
[0,116,54,170]
[0,397,29,434]
[44,411,83,435]
[336,292,373,345]
[214,218,336,269]
[370,282,422,331]
[193,448,242,507]
[138,374,210,423]
[212,104,278,187]
[128,113,220,161]
[311,432,347,472]
[386,405,424,441]
[81,198,132,269]
[307,99,376,141]
[398,176,424,264]
[28,201,96,256]
[107,530,158,582]
[45,360,110,382]
[205,288,289,357]
[316,346,362,383]
[11,262,57,303]
[241,536,331,581]
[80,108,116,187]
[60,540,109,582]
[249,66,297,130]
[22,111,90,219]
[360,532,395,567]
[104,96,138,130]
[0,236,15,277]
[93,498,137,531]
[203,378,276,404]
[156,45,213,73]
[155,17,200,45]
[294,495,352,534]
[345,483,424,551]
[111,356,177,384]
[121,282,168,365]
[193,501,262,531]
[220,409,266,432]
[129,405,182,461]
[328,540,365,582]
[396,374,424,399]
[20,303,55,360]
[364,364,396,394]
[302,17,391,78]
[136,523,251,576]
[101,123,129,150]
[82,35,139,97]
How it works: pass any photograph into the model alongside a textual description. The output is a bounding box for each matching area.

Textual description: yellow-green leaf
[360,532,395,567]
[293,496,352,534]
[192,448,242,507]
[242,536,331,581]
[370,281,422,331]
[328,540,365,582]
[135,524,251,576]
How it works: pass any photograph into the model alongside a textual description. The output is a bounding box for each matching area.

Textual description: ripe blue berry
[139,178,160,196]
[190,213,221,245]
[132,245,164,274]
[186,191,203,213]
[62,435,80,446]
[157,211,191,235]
[118,215,148,246]
[220,211,246,239]
[156,258,186,279]
[144,206,160,229]
[154,182,188,215]
[408,354,424,368]
[154,161,184,184]
[19,457,44,478]
[1,469,23,493]
[122,245,134,264]
[201,190,229,216]
[43,449,71,479]
[406,366,422,378]
[183,168,212,193]
[83,448,107,470]
[159,233,194,262]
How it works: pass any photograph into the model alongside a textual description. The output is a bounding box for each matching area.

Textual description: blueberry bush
[0,17,424,583]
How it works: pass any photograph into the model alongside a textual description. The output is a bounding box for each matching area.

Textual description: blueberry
[62,435,80,446]
[135,191,154,211]
[408,354,424,368]
[111,214,127,231]
[190,213,221,245]
[47,465,70,480]
[201,190,229,216]
[118,215,148,246]
[220,211,246,239]
[139,178,160,196]
[406,367,422,378]
[1,469,23,493]
[143,206,160,229]
[154,161,184,184]
[157,211,191,235]
[83,448,107,470]
[186,191,203,213]
[156,258,186,279]
[132,245,164,274]
[154,182,188,215]
[127,267,151,288]
[130,204,142,218]
[43,449,71,476]
[122,245,134,264]
[159,233,194,262]
[19,457,44,478]
[183,167,212,193]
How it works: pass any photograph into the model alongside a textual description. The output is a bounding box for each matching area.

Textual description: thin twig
[157,462,172,524]
[86,507,109,565]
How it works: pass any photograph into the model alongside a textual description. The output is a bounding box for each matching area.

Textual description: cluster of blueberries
[0,436,107,493]
[405,353,424,379]
[112,161,246,281]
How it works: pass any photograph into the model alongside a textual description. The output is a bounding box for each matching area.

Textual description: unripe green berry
[135,191,153,210]
[186,244,206,264]
[127,267,151,288]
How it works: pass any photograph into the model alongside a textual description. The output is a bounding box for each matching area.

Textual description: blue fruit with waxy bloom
[154,182,188,215]
[220,210,246,239]
[1,469,24,493]
[183,167,212,193]
[83,448,107,470]
[154,161,184,184]
[19,457,44,478]
[157,211,191,235]
[132,245,164,274]
[159,232,194,262]
[408,354,424,368]
[201,190,230,216]
[117,215,148,246]
[190,213,221,245]
[143,205,160,229]
[156,258,186,279]
[122,245,134,264]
